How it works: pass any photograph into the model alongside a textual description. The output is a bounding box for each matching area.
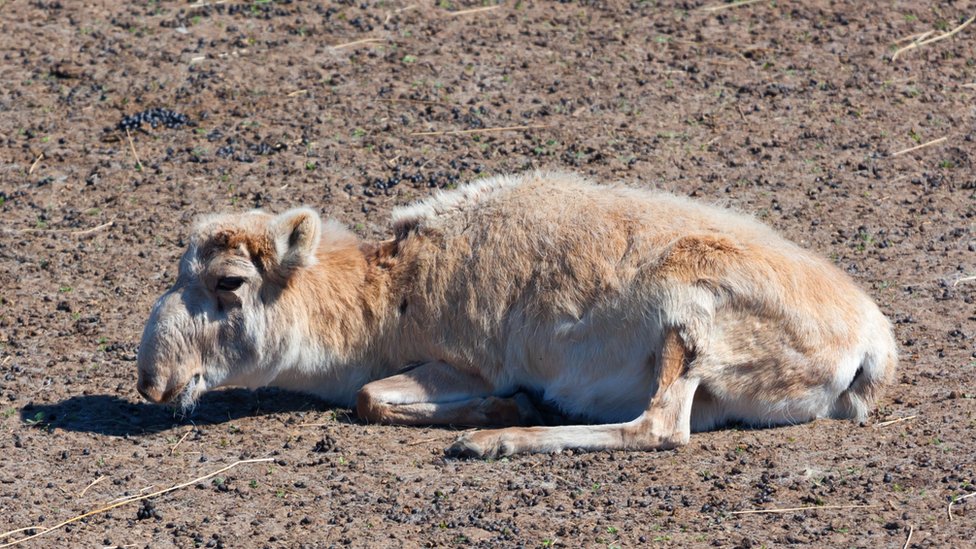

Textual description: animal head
[136,207,327,410]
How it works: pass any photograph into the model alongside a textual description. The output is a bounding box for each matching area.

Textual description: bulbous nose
[137,377,165,403]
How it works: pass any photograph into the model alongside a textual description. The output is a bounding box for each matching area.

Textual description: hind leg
[446,329,698,458]
[356,361,543,427]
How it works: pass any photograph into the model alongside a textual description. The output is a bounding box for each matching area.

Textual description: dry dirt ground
[1,1,975,547]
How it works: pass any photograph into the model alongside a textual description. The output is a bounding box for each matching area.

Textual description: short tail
[830,331,898,423]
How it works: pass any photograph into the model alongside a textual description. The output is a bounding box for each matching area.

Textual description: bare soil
[1,1,975,547]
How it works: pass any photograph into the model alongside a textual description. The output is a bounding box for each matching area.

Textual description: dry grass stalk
[78,476,106,498]
[701,0,763,12]
[948,491,976,521]
[385,4,417,24]
[7,220,113,235]
[287,89,308,97]
[893,30,935,45]
[891,136,947,157]
[188,0,227,8]
[953,275,976,286]
[892,14,976,61]
[410,124,547,136]
[447,5,500,17]
[332,38,384,50]
[875,415,917,428]
[0,458,274,548]
[0,529,33,541]
[730,503,878,515]
[124,128,142,171]
[28,152,43,175]
[71,220,114,236]
[406,436,446,446]
[170,428,194,455]
[375,97,452,107]
[902,524,913,549]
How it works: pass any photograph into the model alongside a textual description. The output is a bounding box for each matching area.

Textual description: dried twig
[0,529,33,541]
[892,14,976,61]
[410,124,547,136]
[406,436,446,446]
[0,458,274,548]
[948,491,976,521]
[287,89,308,97]
[28,152,43,175]
[170,428,193,455]
[701,0,763,12]
[385,4,417,23]
[893,30,935,45]
[446,5,500,17]
[5,220,114,235]
[875,415,917,428]
[331,38,384,50]
[902,524,914,549]
[375,97,453,107]
[890,136,947,157]
[188,0,227,8]
[105,484,158,505]
[71,221,114,236]
[953,275,976,287]
[730,503,878,515]
[124,128,142,171]
[963,83,976,89]
[78,476,106,498]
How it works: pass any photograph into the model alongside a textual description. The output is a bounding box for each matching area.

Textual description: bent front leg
[356,361,542,427]
[446,329,698,458]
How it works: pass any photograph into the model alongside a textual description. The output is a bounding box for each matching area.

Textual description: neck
[268,228,401,406]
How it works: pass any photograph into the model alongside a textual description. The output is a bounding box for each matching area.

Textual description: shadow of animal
[19,388,344,437]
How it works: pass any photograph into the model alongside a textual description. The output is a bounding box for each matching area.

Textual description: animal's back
[390,172,896,426]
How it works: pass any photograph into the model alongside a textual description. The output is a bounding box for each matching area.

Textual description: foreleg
[356,361,542,427]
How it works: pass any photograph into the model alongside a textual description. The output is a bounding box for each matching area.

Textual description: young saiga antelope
[137,172,897,458]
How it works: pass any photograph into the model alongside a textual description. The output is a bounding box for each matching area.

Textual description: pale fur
[136,171,897,457]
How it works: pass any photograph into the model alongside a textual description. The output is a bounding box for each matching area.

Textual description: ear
[271,207,322,271]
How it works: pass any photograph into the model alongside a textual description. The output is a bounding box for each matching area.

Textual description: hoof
[444,436,487,459]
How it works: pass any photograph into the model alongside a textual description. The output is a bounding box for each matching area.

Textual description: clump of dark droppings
[136,499,162,521]
[117,108,191,131]
[312,435,339,453]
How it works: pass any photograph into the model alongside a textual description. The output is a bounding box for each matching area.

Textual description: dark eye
[216,276,245,292]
